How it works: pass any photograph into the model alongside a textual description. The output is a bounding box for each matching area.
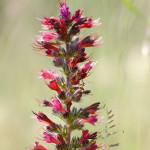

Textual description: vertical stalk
[66,42,71,144]
[66,43,70,87]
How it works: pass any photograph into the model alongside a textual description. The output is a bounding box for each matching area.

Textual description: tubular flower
[38,16,68,37]
[79,17,101,29]
[80,130,90,142]
[33,40,60,57]
[80,130,97,143]
[57,134,66,145]
[39,68,61,94]
[82,102,100,116]
[79,61,96,72]
[50,97,66,114]
[26,142,49,150]
[71,61,96,84]
[39,31,58,41]
[69,48,87,68]
[70,9,83,22]
[32,111,56,129]
[45,79,62,94]
[77,115,98,125]
[78,35,103,49]
[39,68,59,79]
[43,132,60,145]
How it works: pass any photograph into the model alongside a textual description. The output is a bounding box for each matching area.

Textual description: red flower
[84,143,98,150]
[39,68,59,79]
[69,57,79,68]
[45,79,62,94]
[80,130,90,142]
[79,61,95,72]
[80,130,97,143]
[43,132,60,145]
[78,35,103,48]
[37,15,67,40]
[71,61,96,84]
[79,61,95,78]
[37,17,51,25]
[84,143,105,150]
[45,17,67,37]
[77,115,98,125]
[70,9,83,22]
[50,97,66,114]
[26,142,49,150]
[69,49,87,68]
[40,31,58,41]
[33,40,60,57]
[82,102,100,115]
[39,68,62,94]
[57,134,66,145]
[79,18,101,29]
[32,111,56,129]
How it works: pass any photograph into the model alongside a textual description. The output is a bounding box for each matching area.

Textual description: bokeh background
[0,0,150,149]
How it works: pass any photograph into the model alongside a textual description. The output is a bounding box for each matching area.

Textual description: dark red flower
[70,9,83,22]
[82,102,100,115]
[38,15,68,40]
[84,142,98,150]
[78,35,103,49]
[79,17,100,29]
[57,134,66,144]
[40,99,51,107]
[80,130,90,142]
[69,49,87,68]
[32,111,56,129]
[71,61,96,84]
[33,40,60,57]
[84,143,105,150]
[78,61,96,77]
[47,17,67,37]
[67,99,72,111]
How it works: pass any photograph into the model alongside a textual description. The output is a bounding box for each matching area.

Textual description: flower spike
[27,0,118,150]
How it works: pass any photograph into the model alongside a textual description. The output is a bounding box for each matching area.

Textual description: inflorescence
[27,0,118,150]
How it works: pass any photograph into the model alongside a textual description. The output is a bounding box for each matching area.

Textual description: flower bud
[53,57,64,67]
[58,91,67,100]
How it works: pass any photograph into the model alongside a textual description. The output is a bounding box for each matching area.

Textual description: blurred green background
[0,0,150,149]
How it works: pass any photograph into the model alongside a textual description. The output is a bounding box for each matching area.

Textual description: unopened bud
[58,91,67,100]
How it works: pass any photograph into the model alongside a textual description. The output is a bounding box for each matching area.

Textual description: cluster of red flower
[27,0,105,150]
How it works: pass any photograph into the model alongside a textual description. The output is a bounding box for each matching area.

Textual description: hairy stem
[66,43,70,87]
[66,42,71,144]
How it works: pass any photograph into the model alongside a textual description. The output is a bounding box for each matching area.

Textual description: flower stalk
[27,0,118,150]
[66,42,71,144]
